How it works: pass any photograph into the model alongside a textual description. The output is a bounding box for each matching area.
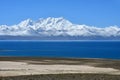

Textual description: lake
[0,41,120,59]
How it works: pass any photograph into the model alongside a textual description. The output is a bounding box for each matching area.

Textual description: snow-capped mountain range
[0,17,120,40]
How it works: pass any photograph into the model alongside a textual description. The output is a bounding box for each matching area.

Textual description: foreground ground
[0,57,120,80]
[0,74,120,80]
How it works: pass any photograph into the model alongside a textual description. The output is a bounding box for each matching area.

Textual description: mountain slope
[0,17,120,40]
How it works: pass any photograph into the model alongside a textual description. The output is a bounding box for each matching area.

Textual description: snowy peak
[0,17,120,39]
[36,17,72,27]
[18,19,34,27]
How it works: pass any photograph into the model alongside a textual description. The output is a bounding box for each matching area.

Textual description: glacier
[0,17,120,40]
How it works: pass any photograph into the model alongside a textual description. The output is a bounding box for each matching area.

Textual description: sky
[0,0,120,27]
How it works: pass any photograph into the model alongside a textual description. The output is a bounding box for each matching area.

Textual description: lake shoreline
[0,57,120,79]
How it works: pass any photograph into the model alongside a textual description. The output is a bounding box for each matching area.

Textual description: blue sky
[0,0,120,27]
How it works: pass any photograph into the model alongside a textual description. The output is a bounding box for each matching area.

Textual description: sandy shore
[0,57,120,77]
[0,61,119,76]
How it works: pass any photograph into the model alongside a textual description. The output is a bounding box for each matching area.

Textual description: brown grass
[0,73,120,80]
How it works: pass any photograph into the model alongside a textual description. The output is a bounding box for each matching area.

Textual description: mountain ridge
[0,17,120,40]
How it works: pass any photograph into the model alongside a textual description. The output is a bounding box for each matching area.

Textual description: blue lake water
[0,41,120,59]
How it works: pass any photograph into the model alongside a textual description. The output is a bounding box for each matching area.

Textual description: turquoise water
[0,41,120,59]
